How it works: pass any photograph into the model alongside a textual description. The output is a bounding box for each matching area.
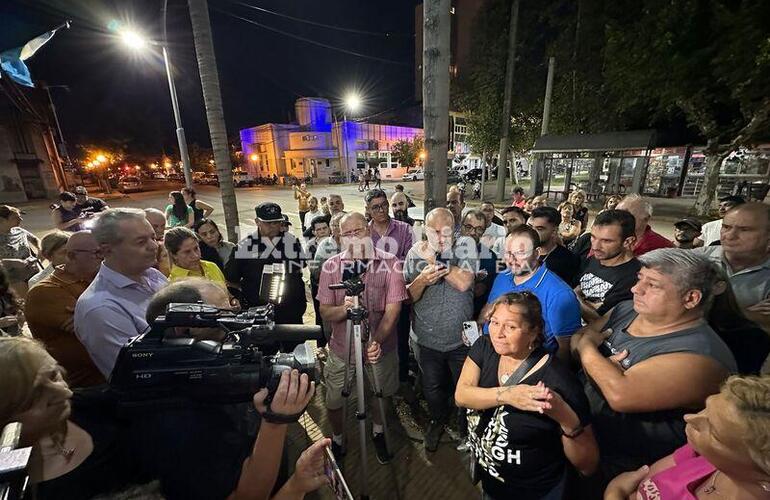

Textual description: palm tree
[422,0,451,212]
[188,0,239,242]
[495,0,520,202]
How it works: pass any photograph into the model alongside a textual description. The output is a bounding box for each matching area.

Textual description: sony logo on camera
[132,352,154,358]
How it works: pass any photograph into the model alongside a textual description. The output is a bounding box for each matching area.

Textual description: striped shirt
[317,248,407,357]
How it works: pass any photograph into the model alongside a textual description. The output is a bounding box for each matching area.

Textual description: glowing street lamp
[116,26,193,188]
[96,154,107,163]
[119,30,148,50]
[249,153,258,162]
[344,93,361,114]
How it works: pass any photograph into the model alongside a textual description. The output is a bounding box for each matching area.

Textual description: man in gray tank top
[570,248,737,484]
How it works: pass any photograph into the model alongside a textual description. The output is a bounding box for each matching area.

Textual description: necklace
[54,440,76,460]
[702,471,720,495]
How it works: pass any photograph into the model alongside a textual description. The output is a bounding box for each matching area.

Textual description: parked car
[232,170,254,187]
[151,172,167,180]
[118,176,143,193]
[203,173,219,186]
[167,172,183,182]
[402,168,424,181]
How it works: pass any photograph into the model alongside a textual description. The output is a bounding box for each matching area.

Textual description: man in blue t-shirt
[478,225,581,362]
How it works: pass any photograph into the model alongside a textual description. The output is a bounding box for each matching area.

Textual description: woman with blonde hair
[557,201,581,247]
[601,194,623,214]
[0,336,136,498]
[606,375,770,499]
[569,189,589,231]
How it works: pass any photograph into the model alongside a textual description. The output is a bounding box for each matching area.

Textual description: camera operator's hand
[252,369,315,419]
[366,341,382,364]
[275,438,331,499]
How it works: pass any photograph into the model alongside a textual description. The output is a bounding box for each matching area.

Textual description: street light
[119,30,147,50]
[96,154,107,163]
[118,28,193,188]
[344,93,361,114]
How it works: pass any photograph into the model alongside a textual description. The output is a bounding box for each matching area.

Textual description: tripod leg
[340,320,354,452]
[352,322,370,499]
[369,359,393,460]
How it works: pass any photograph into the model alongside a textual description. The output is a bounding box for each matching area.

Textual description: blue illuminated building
[240,98,423,182]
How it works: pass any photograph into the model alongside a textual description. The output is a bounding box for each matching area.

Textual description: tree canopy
[456,0,770,212]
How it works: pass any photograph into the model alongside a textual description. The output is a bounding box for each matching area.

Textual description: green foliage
[603,0,770,148]
[391,136,424,168]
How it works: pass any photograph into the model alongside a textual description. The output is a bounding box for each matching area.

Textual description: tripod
[329,276,392,500]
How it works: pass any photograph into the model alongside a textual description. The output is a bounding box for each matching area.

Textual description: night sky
[2,0,418,154]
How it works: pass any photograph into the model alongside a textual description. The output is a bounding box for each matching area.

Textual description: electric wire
[223,0,413,38]
[211,7,410,67]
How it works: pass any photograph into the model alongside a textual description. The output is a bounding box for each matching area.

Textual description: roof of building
[531,130,657,153]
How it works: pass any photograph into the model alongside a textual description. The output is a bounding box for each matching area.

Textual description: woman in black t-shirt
[456,292,599,499]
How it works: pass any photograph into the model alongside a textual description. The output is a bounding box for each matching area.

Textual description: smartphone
[462,321,481,347]
[323,446,354,500]
[435,254,450,271]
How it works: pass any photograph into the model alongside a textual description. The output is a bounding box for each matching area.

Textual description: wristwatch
[561,424,585,439]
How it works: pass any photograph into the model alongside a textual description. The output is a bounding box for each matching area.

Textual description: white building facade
[240,98,423,182]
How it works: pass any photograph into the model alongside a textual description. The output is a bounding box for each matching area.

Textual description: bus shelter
[530,130,657,201]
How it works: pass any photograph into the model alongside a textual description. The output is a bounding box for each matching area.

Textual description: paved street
[16,179,427,239]
[15,178,702,241]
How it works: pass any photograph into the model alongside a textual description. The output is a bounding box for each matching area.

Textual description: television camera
[110,303,322,422]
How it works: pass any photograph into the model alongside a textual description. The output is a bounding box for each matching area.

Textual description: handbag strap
[502,347,548,387]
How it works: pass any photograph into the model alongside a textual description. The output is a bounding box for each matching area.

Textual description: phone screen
[323,446,354,500]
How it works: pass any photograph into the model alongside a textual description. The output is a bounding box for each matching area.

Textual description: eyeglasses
[462,224,486,235]
[368,202,388,212]
[341,227,367,238]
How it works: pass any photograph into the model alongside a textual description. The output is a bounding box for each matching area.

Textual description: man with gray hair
[404,207,477,451]
[616,194,672,256]
[75,208,168,378]
[572,248,736,481]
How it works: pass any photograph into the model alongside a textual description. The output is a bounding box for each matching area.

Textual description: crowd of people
[1,180,769,500]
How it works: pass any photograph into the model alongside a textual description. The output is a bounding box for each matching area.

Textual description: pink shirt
[316,248,408,358]
[637,445,716,500]
[369,218,414,261]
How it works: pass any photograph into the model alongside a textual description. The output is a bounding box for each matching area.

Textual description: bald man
[145,208,171,276]
[616,194,672,255]
[317,212,407,463]
[404,207,477,452]
[700,202,770,330]
[390,192,414,226]
[26,231,106,387]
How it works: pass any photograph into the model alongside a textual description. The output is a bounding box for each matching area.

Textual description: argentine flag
[0,21,70,87]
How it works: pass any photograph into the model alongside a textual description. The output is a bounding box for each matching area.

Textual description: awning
[531,130,656,153]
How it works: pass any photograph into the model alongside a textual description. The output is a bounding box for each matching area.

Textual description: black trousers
[396,303,412,382]
[413,342,469,425]
[299,210,308,231]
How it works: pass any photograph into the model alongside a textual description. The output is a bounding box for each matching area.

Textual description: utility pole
[422,0,451,213]
[532,56,555,195]
[495,0,520,202]
[188,0,239,242]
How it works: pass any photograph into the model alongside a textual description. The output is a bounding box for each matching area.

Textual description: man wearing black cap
[224,202,307,324]
[695,195,745,246]
[672,218,703,249]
